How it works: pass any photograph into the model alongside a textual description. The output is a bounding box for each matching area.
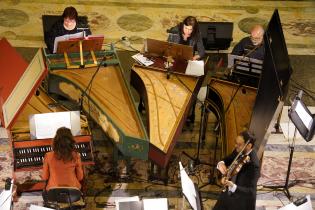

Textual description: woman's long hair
[52,127,76,162]
[179,16,200,40]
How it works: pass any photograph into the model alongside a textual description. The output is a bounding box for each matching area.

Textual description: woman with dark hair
[167,16,205,60]
[42,127,83,192]
[46,6,91,53]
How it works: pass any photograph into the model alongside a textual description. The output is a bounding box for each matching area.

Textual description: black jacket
[231,36,265,60]
[213,149,260,210]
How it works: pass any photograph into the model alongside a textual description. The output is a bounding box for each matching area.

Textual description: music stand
[144,38,193,61]
[264,90,315,200]
[144,38,193,74]
[56,36,104,69]
[179,162,202,210]
[228,54,263,87]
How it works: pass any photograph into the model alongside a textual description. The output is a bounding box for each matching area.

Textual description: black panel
[265,10,292,97]
[249,9,292,155]
[198,22,233,50]
[249,37,282,152]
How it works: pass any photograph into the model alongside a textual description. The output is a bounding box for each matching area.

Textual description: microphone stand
[79,53,107,113]
[182,98,213,168]
[165,56,174,79]
[77,27,90,38]
[171,59,215,171]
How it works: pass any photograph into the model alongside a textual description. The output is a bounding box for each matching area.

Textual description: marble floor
[0,1,315,210]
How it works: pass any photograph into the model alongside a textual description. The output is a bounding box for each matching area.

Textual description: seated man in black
[46,6,91,53]
[232,25,265,60]
[213,130,260,210]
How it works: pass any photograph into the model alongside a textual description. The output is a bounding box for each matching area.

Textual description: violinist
[213,130,260,210]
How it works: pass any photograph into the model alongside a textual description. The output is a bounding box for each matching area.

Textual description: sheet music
[228,54,263,69]
[34,112,72,139]
[132,53,154,66]
[296,101,313,130]
[53,32,84,53]
[143,198,168,210]
[185,60,204,76]
[279,195,312,210]
[179,162,198,210]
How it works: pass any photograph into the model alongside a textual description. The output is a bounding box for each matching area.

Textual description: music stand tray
[228,54,263,77]
[56,36,104,69]
[144,38,193,61]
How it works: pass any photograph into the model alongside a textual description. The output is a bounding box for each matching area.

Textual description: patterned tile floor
[1,105,315,209]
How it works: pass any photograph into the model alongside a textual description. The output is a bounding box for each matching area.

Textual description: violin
[221,140,251,192]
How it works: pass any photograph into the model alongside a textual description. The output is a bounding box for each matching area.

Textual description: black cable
[289,82,315,102]
[290,77,315,96]
[93,184,114,207]
[79,51,108,116]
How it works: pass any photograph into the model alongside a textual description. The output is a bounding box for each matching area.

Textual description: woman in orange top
[42,127,84,192]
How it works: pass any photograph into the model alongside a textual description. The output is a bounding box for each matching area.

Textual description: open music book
[53,33,105,53]
[53,32,84,53]
[29,111,81,139]
[185,60,204,76]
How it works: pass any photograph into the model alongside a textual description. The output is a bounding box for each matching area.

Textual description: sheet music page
[296,101,313,130]
[53,31,84,53]
[132,53,154,66]
[185,60,204,76]
[179,162,198,210]
[34,112,72,139]
[143,198,168,210]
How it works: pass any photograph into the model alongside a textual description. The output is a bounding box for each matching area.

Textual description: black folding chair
[44,187,85,210]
